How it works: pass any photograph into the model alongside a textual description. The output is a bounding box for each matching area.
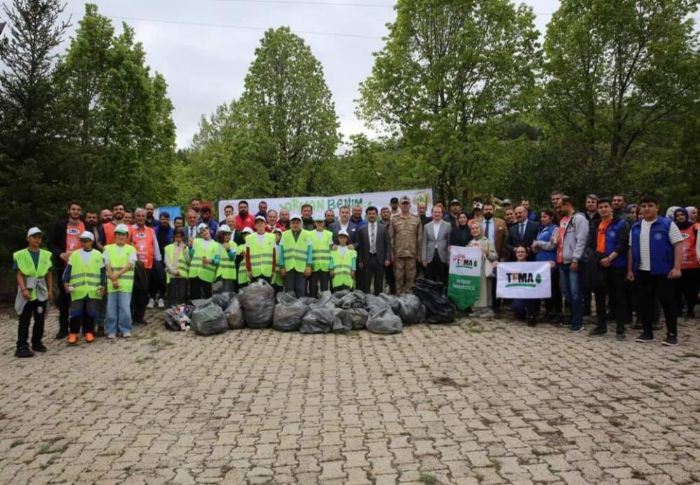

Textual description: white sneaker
[146,298,155,309]
[107,334,117,339]
[122,332,132,338]
[157,298,165,309]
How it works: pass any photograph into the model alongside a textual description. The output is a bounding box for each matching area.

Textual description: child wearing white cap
[12,227,54,357]
[62,231,105,344]
[104,224,137,338]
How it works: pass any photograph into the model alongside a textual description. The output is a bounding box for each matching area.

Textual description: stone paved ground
[0,307,699,485]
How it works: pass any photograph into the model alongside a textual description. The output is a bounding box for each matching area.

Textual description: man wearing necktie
[357,207,391,295]
[506,206,540,261]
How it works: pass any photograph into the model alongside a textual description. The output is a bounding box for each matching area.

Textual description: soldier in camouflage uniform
[389,195,423,294]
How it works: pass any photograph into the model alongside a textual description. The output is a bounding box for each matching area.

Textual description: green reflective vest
[247,232,276,277]
[13,248,52,301]
[105,244,136,293]
[188,238,221,283]
[164,243,190,284]
[272,244,284,286]
[237,242,249,285]
[281,230,311,273]
[332,248,356,289]
[68,250,103,300]
[310,230,333,272]
[217,242,237,281]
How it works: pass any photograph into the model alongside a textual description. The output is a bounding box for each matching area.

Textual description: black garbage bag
[211,292,235,310]
[366,307,403,334]
[300,308,339,334]
[337,291,366,309]
[191,298,213,309]
[318,290,334,308]
[164,304,193,331]
[379,293,401,314]
[397,294,425,324]
[224,296,245,329]
[273,300,309,332]
[413,278,455,323]
[239,280,275,328]
[337,308,369,330]
[330,289,350,303]
[299,297,318,307]
[190,302,228,335]
[276,292,298,305]
[366,294,391,313]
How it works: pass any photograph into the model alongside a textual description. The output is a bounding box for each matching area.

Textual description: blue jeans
[559,264,583,328]
[106,291,132,335]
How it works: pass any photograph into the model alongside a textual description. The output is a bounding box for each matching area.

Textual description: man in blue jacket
[587,198,629,338]
[627,195,683,346]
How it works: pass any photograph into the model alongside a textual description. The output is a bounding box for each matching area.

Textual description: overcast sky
[51,1,571,147]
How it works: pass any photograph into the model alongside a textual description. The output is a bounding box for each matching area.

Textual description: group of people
[12,192,698,357]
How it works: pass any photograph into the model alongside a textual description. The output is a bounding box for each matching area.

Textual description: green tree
[0,0,70,256]
[357,0,540,202]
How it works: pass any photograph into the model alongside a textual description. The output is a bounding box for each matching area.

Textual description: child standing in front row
[330,230,357,292]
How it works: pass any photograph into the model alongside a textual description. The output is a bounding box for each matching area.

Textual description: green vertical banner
[447,247,482,310]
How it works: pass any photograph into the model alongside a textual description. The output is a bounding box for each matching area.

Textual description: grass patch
[418,472,438,484]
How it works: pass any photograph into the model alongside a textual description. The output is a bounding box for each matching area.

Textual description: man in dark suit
[357,206,391,295]
[329,205,359,247]
[506,206,540,260]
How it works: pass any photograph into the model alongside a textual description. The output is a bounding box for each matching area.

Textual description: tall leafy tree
[357,0,540,201]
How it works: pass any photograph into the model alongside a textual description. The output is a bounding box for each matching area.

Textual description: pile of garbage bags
[163,278,455,336]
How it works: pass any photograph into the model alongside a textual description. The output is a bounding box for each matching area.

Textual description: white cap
[218,224,232,233]
[255,215,266,222]
[79,231,95,241]
[273,227,283,234]
[197,223,208,233]
[26,227,43,237]
[114,224,129,234]
[242,227,254,234]
[338,229,349,237]
[290,213,302,221]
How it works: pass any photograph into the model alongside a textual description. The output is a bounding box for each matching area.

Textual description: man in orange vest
[129,207,161,324]
[101,201,126,246]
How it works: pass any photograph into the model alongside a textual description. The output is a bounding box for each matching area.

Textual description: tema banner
[496,262,551,299]
[447,247,482,310]
[218,188,433,220]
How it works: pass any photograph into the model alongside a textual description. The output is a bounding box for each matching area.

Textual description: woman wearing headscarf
[465,222,498,318]
[448,212,472,248]
[674,208,699,318]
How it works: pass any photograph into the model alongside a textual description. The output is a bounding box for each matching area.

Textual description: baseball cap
[255,215,266,222]
[115,224,129,234]
[273,227,283,234]
[449,199,461,206]
[400,196,410,204]
[502,199,512,206]
[218,224,232,233]
[290,213,302,221]
[26,227,43,237]
[338,230,349,237]
[197,223,208,233]
[242,227,253,234]
[314,215,325,222]
[473,202,483,210]
[79,231,95,241]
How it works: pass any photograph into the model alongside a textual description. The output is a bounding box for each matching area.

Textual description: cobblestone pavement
[0,307,699,485]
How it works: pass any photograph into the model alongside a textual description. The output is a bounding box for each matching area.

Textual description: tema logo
[505,272,543,288]
[455,255,478,269]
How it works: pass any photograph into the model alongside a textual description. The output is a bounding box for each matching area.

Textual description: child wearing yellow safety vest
[237,227,253,289]
[309,216,333,297]
[330,229,357,291]
[13,227,53,358]
[215,224,237,293]
[164,228,190,305]
[62,231,106,344]
[245,217,277,284]
[104,224,137,338]
[188,223,221,300]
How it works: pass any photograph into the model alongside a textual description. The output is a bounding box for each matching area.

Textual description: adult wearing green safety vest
[330,230,357,291]
[309,215,333,297]
[63,231,105,345]
[13,227,54,358]
[164,228,190,305]
[215,224,237,293]
[104,224,138,338]
[245,216,277,283]
[279,214,313,298]
[238,227,254,288]
[188,223,221,300]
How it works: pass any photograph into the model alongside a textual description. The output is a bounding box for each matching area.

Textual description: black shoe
[589,327,607,336]
[616,333,625,341]
[15,347,34,358]
[635,333,653,343]
[31,342,48,352]
[95,326,106,337]
[661,335,678,346]
[569,325,584,333]
[55,329,68,340]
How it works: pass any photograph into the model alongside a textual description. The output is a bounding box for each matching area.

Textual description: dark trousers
[284,270,307,298]
[69,297,98,334]
[425,251,448,288]
[167,278,189,306]
[593,267,627,334]
[309,271,330,297]
[55,267,70,330]
[149,261,166,300]
[333,284,352,292]
[582,262,592,315]
[188,277,212,301]
[512,299,539,318]
[18,300,47,349]
[132,269,151,323]
[362,254,385,296]
[385,264,396,295]
[676,267,699,315]
[491,276,501,311]
[544,266,563,315]
[637,270,677,337]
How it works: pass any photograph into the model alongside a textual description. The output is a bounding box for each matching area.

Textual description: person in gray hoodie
[556,196,590,332]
